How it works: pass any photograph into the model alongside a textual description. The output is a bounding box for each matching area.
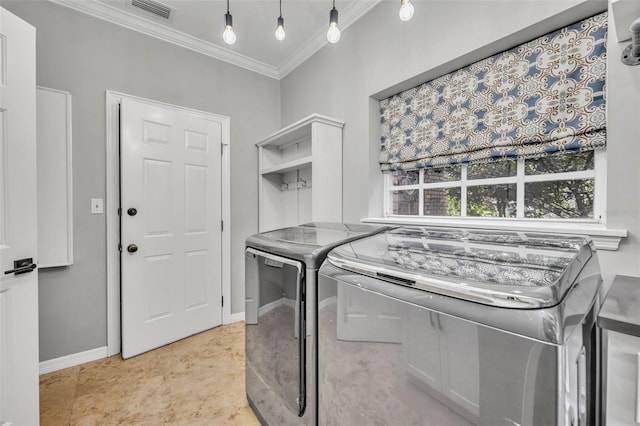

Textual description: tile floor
[39,321,260,425]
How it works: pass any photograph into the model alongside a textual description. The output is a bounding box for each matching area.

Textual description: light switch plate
[91,198,103,214]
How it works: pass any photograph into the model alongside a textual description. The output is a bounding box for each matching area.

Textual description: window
[385,151,605,221]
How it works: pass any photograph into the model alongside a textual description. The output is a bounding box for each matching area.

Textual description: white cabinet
[257,114,344,232]
[37,86,73,267]
[604,331,640,426]
[599,275,640,426]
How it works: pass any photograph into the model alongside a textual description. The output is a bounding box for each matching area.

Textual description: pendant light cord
[279,0,282,19]
[226,0,230,14]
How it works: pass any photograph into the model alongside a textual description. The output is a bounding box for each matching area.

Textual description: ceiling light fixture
[222,0,236,45]
[399,0,414,21]
[275,0,286,41]
[327,0,340,44]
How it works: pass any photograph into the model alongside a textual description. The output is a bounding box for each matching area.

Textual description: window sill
[361,217,628,251]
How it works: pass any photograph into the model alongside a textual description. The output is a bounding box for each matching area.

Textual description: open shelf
[256,113,344,232]
[260,156,313,176]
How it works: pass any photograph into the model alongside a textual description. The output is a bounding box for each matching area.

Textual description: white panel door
[0,7,39,425]
[121,97,223,359]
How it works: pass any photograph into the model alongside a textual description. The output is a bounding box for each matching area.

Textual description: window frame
[384,150,607,223]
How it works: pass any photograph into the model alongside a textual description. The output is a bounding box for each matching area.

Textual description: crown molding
[47,0,380,80]
[278,0,383,78]
[48,0,280,79]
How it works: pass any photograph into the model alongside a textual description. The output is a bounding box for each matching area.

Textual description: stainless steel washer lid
[326,226,594,309]
[245,222,389,269]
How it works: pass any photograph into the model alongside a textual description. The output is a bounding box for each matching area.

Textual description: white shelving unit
[257,114,344,232]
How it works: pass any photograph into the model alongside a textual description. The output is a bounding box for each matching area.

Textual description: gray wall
[2,0,280,361]
[280,0,640,289]
[5,0,640,362]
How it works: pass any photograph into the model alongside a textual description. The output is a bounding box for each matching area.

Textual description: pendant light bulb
[223,6,236,45]
[275,16,286,41]
[399,0,414,21]
[327,7,340,44]
[223,26,236,45]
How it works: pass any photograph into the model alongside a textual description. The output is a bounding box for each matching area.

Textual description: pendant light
[399,0,414,21]
[223,0,236,45]
[275,0,286,41]
[326,0,340,44]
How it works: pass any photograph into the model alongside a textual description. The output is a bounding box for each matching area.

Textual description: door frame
[105,90,231,356]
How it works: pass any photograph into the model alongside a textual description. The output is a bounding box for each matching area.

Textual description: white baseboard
[39,346,108,375]
[227,311,245,323]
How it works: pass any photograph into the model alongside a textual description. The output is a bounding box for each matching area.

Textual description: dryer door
[245,248,306,416]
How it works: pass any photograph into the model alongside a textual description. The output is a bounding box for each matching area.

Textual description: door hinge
[221,143,224,156]
[118,243,122,252]
[117,207,122,216]
[221,220,224,232]
[221,295,224,307]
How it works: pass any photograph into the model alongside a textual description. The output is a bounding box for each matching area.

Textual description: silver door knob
[127,244,138,253]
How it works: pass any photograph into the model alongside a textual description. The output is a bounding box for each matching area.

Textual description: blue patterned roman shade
[379,12,608,171]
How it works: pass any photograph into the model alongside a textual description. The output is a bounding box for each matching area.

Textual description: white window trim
[376,151,627,250]
[362,215,626,251]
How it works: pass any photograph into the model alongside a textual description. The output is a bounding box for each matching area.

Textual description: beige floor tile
[230,405,261,424]
[75,356,127,397]
[41,322,258,426]
[122,348,161,380]
[40,365,80,389]
[121,375,175,421]
[69,390,125,425]
[40,365,80,426]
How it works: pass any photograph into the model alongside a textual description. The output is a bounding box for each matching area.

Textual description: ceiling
[49,0,382,79]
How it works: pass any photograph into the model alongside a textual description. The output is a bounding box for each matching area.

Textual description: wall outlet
[91,198,104,214]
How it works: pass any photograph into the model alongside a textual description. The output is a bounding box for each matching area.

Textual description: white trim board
[105,91,232,357]
[48,0,278,79]
[229,312,245,323]
[47,0,382,80]
[39,346,108,375]
[277,0,382,78]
